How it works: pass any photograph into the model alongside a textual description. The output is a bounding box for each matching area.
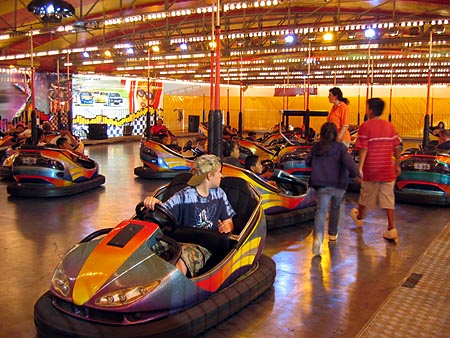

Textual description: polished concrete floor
[1,140,449,338]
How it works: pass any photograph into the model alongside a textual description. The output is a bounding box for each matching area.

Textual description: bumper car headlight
[95,281,161,307]
[51,264,70,297]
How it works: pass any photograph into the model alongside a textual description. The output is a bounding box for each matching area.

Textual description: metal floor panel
[358,223,450,338]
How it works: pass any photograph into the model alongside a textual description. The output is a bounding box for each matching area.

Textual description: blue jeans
[313,187,345,241]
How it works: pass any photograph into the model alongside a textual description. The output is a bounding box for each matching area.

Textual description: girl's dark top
[305,141,360,190]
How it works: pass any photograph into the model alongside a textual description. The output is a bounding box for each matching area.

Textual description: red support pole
[66,53,71,115]
[214,25,221,111]
[30,33,35,114]
[210,51,214,111]
[57,59,61,114]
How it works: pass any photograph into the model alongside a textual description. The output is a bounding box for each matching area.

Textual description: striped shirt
[355,118,401,182]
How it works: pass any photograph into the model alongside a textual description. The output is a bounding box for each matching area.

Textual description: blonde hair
[193,154,221,175]
[187,154,222,186]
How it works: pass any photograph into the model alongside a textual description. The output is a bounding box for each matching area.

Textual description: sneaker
[383,228,398,243]
[312,237,323,256]
[350,208,364,227]
[329,234,339,241]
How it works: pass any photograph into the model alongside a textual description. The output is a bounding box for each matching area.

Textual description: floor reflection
[0,141,448,338]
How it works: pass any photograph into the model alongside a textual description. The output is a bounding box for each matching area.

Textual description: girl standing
[306,122,360,256]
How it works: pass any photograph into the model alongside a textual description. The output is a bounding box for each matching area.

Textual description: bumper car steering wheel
[182,140,193,152]
[135,202,178,234]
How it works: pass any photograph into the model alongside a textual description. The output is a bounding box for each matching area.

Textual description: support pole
[239,80,243,136]
[357,82,361,125]
[389,66,393,122]
[67,52,72,131]
[57,59,61,114]
[226,88,230,126]
[365,41,371,121]
[306,42,311,111]
[31,110,37,145]
[30,32,35,114]
[202,94,206,123]
[147,48,150,125]
[238,54,243,136]
[423,30,433,150]
[209,51,214,112]
[146,110,151,138]
[209,1,223,158]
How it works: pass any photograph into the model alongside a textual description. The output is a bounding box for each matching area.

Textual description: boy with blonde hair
[144,154,235,276]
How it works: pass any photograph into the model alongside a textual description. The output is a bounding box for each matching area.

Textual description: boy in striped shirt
[350,98,402,243]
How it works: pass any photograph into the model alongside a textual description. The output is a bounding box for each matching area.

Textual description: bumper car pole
[423,30,433,151]
[423,114,430,151]
[208,19,223,158]
[146,110,151,138]
[31,110,37,145]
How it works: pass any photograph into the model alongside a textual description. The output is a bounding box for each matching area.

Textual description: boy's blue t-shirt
[163,186,236,230]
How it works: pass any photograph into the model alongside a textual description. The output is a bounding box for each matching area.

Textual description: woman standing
[327,87,351,147]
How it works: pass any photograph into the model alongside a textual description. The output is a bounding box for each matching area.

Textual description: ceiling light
[284,34,294,44]
[27,0,75,23]
[180,42,188,51]
[82,51,90,58]
[364,28,376,39]
[104,50,112,57]
[208,41,217,49]
[323,32,333,42]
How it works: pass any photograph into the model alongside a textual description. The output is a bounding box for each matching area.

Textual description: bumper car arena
[1,1,450,337]
[1,137,449,338]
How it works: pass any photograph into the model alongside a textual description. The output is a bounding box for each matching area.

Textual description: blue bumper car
[7,145,105,197]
